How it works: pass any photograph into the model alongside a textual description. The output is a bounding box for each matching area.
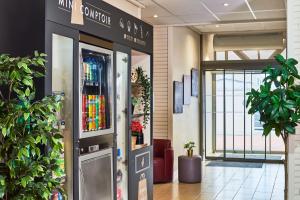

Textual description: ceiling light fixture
[223,3,229,7]
[153,14,158,18]
[216,25,220,27]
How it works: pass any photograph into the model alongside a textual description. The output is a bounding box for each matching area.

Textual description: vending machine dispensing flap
[79,148,113,200]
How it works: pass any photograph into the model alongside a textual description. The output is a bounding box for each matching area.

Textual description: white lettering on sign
[58,0,111,28]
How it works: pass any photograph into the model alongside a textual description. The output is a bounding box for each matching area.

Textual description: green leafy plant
[247,54,300,200]
[134,67,151,126]
[0,53,65,199]
[131,97,141,107]
[184,141,196,151]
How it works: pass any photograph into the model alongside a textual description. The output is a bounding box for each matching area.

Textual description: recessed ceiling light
[153,14,158,18]
[216,25,220,28]
[223,3,229,6]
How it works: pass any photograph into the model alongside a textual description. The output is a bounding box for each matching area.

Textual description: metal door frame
[201,60,284,163]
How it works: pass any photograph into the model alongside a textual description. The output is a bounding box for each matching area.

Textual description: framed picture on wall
[183,75,191,105]
[173,81,183,113]
[191,68,199,97]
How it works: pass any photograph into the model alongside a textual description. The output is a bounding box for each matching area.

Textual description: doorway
[203,65,285,162]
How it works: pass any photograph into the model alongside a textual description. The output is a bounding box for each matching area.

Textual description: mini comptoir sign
[58,0,111,27]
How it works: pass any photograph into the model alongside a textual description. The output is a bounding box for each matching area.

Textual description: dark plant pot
[136,133,144,145]
[187,149,193,157]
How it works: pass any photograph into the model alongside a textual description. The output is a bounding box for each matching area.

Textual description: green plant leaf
[275,54,285,64]
[25,88,30,97]
[1,128,7,137]
[0,175,5,198]
[21,178,27,188]
[263,124,272,136]
[22,78,33,88]
[24,113,30,120]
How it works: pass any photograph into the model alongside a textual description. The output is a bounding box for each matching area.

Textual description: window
[260,50,274,59]
[228,51,241,60]
[216,51,225,61]
[281,48,287,58]
[243,50,258,59]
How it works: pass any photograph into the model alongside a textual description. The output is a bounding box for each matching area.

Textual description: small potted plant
[184,141,196,157]
[130,121,144,148]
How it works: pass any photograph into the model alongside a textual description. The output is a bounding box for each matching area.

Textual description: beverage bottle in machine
[95,95,99,130]
[82,95,87,131]
[88,95,93,131]
[92,95,96,130]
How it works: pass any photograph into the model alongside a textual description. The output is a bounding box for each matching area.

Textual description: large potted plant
[0,53,65,199]
[247,54,300,200]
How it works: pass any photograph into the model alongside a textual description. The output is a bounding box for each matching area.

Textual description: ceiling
[136,0,287,33]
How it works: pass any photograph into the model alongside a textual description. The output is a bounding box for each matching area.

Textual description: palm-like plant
[247,54,300,200]
[0,53,65,199]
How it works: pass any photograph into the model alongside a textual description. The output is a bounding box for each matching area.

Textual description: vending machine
[78,43,115,200]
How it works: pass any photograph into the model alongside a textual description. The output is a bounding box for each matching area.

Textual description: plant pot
[187,149,193,157]
[132,136,137,150]
[136,133,144,145]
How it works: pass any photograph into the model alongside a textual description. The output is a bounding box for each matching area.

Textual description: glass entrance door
[204,70,284,162]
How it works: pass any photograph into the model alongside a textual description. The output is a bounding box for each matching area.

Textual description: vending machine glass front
[79,43,114,138]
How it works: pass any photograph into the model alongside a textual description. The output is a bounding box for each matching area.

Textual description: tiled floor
[154,162,284,200]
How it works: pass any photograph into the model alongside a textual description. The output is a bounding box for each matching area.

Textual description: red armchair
[153,139,174,183]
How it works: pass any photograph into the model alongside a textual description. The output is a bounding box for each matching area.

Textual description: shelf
[80,129,114,139]
[132,113,144,118]
[132,144,149,151]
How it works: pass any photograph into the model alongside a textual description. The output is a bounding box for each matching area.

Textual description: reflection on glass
[116,52,129,199]
[52,34,74,199]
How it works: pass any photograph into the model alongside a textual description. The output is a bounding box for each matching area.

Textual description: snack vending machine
[78,42,114,200]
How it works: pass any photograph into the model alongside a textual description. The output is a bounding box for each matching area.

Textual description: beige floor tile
[154,163,284,200]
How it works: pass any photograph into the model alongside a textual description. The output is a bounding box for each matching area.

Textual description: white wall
[287,0,300,199]
[168,26,200,171]
[103,0,141,18]
[202,34,214,61]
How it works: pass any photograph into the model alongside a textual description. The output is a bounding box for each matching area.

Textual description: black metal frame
[113,44,154,200]
[45,21,80,199]
[128,48,154,200]
[201,60,284,163]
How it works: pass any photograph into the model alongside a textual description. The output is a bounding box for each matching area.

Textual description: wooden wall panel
[153,26,169,139]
